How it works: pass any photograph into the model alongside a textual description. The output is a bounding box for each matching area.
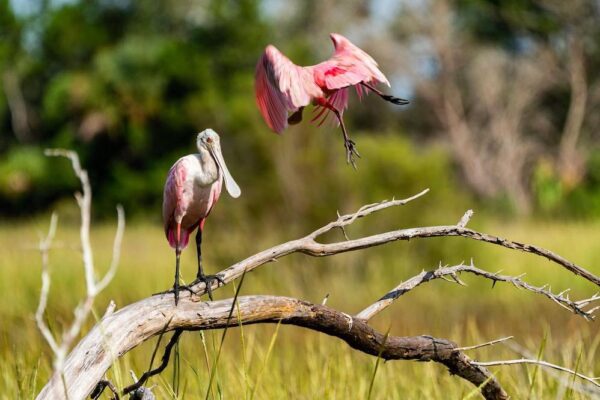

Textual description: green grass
[0,215,599,399]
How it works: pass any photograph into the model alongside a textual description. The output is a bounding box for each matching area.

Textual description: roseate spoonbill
[162,129,241,305]
[255,33,409,167]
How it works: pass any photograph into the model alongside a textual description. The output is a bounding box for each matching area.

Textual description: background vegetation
[0,0,599,398]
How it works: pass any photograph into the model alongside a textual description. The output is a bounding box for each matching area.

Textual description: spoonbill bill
[162,129,241,305]
[255,33,409,168]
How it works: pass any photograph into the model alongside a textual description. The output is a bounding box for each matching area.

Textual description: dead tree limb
[37,295,508,400]
[356,262,599,322]
[35,150,125,398]
[35,189,600,400]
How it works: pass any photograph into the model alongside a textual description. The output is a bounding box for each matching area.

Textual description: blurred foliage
[0,0,598,222]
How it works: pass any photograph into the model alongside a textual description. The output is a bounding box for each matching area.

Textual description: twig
[356,263,599,321]
[37,149,125,394]
[97,205,125,293]
[505,341,600,397]
[122,330,183,395]
[35,213,60,356]
[308,189,430,239]
[457,209,474,228]
[473,359,600,389]
[456,336,514,352]
[89,379,120,400]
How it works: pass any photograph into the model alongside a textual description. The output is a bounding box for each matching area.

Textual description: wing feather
[255,45,322,133]
[314,33,390,91]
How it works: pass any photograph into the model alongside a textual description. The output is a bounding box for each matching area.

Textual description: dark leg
[196,228,203,279]
[191,228,224,300]
[331,107,360,169]
[361,82,409,105]
[155,223,195,305]
[173,247,181,306]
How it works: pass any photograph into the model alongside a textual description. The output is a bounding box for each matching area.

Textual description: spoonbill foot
[380,94,410,106]
[191,273,226,301]
[344,139,361,169]
[155,284,197,306]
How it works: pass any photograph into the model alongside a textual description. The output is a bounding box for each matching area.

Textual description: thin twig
[356,263,599,321]
[35,213,60,356]
[473,359,600,388]
[89,378,120,400]
[504,341,600,397]
[122,330,183,395]
[456,336,514,351]
[38,149,126,394]
[308,189,430,239]
[96,205,126,293]
[457,209,474,228]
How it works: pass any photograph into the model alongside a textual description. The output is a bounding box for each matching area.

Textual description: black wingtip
[382,94,410,106]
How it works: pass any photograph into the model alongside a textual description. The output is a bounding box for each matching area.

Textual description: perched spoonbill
[255,33,409,168]
[162,129,241,305]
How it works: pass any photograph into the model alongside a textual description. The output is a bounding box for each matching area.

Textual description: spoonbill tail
[162,129,241,305]
[255,33,409,168]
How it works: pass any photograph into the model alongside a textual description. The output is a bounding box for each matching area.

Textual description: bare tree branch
[505,341,600,397]
[96,205,125,293]
[35,189,599,400]
[456,336,514,352]
[356,263,599,322]
[35,213,60,357]
[36,150,126,395]
[187,194,600,302]
[37,295,509,400]
[473,359,600,389]
[122,330,183,395]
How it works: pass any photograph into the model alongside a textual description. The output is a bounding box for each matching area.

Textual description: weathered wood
[36,191,599,400]
[37,295,508,400]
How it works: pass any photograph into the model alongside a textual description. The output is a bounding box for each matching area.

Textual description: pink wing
[313,33,390,91]
[255,45,322,133]
[162,159,191,249]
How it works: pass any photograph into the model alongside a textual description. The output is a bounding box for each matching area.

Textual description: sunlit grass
[0,216,599,398]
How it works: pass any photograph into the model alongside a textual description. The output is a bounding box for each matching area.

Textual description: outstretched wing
[255,45,322,133]
[315,33,390,91]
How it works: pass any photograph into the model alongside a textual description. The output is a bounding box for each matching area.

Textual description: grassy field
[1,212,599,399]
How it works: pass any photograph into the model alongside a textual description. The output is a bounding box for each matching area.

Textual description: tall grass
[0,217,599,398]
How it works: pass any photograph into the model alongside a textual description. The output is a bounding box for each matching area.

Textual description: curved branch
[36,296,508,400]
[188,194,599,301]
[356,263,599,321]
[35,190,599,400]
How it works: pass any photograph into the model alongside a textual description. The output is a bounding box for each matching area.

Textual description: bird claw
[382,94,410,106]
[154,284,197,306]
[344,139,361,169]
[191,273,225,301]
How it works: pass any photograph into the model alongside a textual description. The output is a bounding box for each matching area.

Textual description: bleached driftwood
[36,185,600,400]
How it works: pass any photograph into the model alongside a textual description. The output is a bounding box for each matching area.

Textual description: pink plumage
[255,33,408,167]
[161,129,240,305]
[162,155,222,250]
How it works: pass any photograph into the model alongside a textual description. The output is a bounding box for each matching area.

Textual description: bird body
[163,153,222,250]
[255,33,408,166]
[162,129,240,304]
